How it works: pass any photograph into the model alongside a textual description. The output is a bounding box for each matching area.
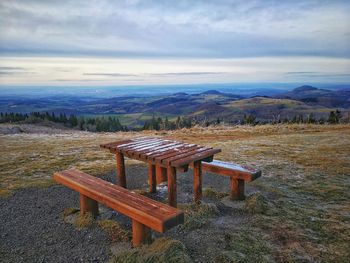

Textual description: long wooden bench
[192,160,261,200]
[53,169,184,246]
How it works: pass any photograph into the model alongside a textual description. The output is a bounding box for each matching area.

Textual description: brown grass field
[0,124,349,262]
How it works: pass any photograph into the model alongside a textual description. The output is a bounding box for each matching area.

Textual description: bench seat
[193,160,261,200]
[54,169,184,246]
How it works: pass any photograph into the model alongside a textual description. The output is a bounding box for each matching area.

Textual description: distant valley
[1,85,349,127]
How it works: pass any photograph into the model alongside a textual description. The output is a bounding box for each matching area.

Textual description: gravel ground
[0,163,256,263]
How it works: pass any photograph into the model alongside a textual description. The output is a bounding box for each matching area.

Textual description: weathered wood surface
[101,137,221,169]
[116,152,126,188]
[132,219,151,246]
[101,137,221,206]
[80,194,99,217]
[148,163,156,193]
[193,161,202,204]
[53,169,184,236]
[167,166,177,207]
[230,178,245,200]
[156,165,167,185]
[190,159,261,200]
[198,160,261,182]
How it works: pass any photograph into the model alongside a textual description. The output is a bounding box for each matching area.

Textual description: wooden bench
[53,169,184,246]
[192,160,261,200]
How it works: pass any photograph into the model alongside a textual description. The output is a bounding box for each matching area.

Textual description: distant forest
[0,110,347,132]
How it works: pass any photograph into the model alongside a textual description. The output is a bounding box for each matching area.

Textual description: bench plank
[201,160,261,182]
[54,169,184,233]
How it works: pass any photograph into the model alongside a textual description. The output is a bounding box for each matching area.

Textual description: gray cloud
[82,72,226,78]
[147,72,226,77]
[285,72,350,79]
[0,67,34,76]
[83,73,138,77]
[0,67,25,70]
[0,0,349,58]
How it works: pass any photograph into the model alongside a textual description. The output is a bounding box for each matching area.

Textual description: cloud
[147,72,226,77]
[0,66,34,76]
[83,73,138,77]
[82,72,227,78]
[0,0,349,58]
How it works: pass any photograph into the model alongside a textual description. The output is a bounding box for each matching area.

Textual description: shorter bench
[195,160,261,200]
[53,169,184,246]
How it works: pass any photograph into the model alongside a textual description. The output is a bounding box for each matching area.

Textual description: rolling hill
[0,86,349,126]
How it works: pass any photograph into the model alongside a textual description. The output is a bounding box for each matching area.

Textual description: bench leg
[132,219,151,247]
[230,178,245,200]
[167,166,177,207]
[193,160,202,204]
[156,165,167,184]
[116,152,126,188]
[148,163,156,193]
[80,194,99,217]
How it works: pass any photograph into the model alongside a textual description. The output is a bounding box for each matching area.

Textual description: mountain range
[1,85,349,126]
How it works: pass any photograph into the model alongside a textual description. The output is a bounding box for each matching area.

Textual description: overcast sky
[0,0,350,86]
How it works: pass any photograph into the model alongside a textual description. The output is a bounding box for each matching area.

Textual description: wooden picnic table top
[100,137,221,169]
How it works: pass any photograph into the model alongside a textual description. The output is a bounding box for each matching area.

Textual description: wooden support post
[156,165,168,184]
[230,178,245,200]
[80,194,99,217]
[116,152,126,188]
[132,219,151,247]
[167,166,177,207]
[193,160,202,204]
[148,163,156,193]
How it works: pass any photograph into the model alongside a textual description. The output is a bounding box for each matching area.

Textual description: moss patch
[110,238,192,263]
[63,207,79,218]
[98,220,130,242]
[218,229,273,263]
[202,187,228,199]
[74,212,94,228]
[179,203,219,230]
[245,192,269,214]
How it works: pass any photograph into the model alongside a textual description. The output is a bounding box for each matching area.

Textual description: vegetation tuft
[244,192,269,214]
[110,237,192,263]
[179,203,219,230]
[202,187,228,199]
[98,220,130,242]
[74,212,94,229]
[217,229,273,263]
[63,207,79,218]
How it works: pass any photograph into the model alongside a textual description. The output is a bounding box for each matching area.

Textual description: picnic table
[101,137,221,207]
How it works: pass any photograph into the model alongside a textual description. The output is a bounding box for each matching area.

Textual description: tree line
[0,112,127,132]
[0,109,347,132]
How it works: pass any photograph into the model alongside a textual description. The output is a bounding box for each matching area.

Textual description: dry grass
[110,237,192,263]
[1,123,350,262]
[75,212,94,229]
[98,220,130,243]
[0,130,144,196]
[178,203,219,230]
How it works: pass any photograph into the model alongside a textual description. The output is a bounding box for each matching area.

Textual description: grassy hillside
[0,124,349,261]
[2,87,349,127]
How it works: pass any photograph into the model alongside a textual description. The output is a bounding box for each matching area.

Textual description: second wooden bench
[192,160,261,200]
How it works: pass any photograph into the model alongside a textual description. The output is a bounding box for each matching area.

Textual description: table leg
[167,166,177,207]
[148,163,156,193]
[193,160,202,204]
[116,152,126,188]
[156,165,167,184]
